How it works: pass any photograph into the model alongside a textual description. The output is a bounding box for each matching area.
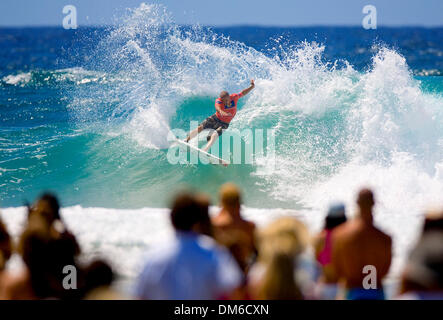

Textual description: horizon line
[0,23,443,29]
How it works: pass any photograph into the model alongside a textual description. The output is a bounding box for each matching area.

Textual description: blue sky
[0,0,442,27]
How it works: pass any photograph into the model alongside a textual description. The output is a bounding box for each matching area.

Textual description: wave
[245,47,443,208]
[2,3,443,220]
[0,67,124,88]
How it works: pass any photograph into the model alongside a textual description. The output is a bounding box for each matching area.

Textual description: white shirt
[134,231,242,300]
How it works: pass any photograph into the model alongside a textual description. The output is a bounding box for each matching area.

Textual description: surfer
[184,80,255,152]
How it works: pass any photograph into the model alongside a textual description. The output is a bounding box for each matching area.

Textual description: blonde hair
[255,216,309,300]
[256,248,302,300]
[257,216,309,263]
[219,183,241,209]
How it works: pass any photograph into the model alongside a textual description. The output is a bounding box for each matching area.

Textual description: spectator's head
[219,183,241,214]
[83,259,123,300]
[357,188,375,222]
[84,259,114,292]
[257,216,309,264]
[28,192,61,227]
[325,203,347,230]
[422,210,443,234]
[400,231,443,296]
[0,216,12,271]
[170,192,211,234]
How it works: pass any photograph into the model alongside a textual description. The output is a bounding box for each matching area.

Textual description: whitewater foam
[2,72,31,86]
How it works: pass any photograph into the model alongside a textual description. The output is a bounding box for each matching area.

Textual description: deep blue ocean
[1,4,442,214]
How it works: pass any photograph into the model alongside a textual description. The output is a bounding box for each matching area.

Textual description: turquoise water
[1,4,443,213]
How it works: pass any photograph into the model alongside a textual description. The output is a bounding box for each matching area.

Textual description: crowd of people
[0,184,442,300]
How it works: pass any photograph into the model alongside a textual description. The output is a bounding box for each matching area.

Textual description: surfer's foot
[184,136,190,143]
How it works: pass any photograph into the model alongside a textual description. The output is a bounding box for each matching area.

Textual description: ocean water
[1,4,443,285]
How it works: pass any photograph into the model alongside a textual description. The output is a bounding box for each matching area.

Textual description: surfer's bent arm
[240,79,255,96]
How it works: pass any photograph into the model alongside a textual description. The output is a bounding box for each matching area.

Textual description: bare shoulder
[331,221,366,247]
[373,226,393,243]
[2,271,33,299]
[332,221,354,238]
[211,213,229,227]
[245,219,256,230]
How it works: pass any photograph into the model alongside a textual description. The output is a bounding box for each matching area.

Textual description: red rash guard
[215,92,243,123]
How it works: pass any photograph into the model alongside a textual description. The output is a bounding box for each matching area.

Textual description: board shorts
[346,288,385,300]
[200,114,229,138]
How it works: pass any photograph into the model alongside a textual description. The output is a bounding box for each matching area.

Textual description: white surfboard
[173,139,230,167]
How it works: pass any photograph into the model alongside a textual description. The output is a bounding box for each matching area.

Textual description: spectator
[0,214,13,299]
[26,192,80,256]
[249,216,309,300]
[397,231,443,299]
[134,192,242,300]
[212,183,257,275]
[83,259,124,300]
[331,188,392,300]
[3,194,83,299]
[313,203,347,299]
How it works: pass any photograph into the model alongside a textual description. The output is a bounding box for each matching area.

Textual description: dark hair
[0,219,12,269]
[357,188,375,207]
[39,192,61,220]
[27,192,62,226]
[324,203,347,230]
[194,193,213,237]
[84,259,114,291]
[170,193,208,231]
[325,215,347,230]
[423,213,443,234]
[403,231,443,290]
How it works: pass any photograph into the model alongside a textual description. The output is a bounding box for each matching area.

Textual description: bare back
[212,210,256,273]
[331,219,392,289]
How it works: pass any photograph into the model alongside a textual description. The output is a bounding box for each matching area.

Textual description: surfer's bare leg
[185,125,203,142]
[202,132,219,152]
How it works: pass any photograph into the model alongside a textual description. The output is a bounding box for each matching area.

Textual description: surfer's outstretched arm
[240,79,255,96]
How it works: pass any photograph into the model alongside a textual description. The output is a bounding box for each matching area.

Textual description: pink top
[317,229,333,266]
